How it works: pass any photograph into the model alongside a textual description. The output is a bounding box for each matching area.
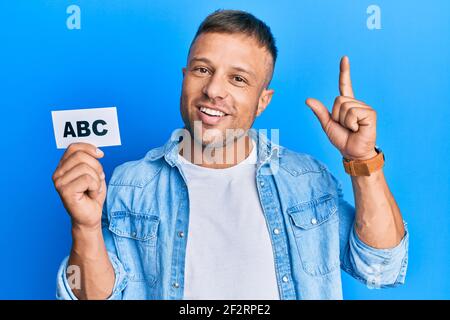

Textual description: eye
[231,75,248,86]
[194,67,210,75]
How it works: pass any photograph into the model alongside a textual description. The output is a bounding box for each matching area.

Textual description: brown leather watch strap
[343,150,385,176]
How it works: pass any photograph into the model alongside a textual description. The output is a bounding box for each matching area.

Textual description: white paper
[51,107,121,149]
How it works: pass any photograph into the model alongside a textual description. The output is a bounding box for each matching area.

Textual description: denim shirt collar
[145,128,282,170]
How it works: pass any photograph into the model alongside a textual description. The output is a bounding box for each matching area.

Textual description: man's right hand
[52,143,106,230]
[53,143,115,299]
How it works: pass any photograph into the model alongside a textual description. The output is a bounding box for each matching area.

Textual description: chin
[199,131,227,148]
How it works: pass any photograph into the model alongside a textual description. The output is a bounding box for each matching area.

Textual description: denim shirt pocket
[109,211,160,285]
[287,194,340,276]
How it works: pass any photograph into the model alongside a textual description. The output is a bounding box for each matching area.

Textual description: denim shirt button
[178,231,184,238]
[282,275,289,283]
[311,218,317,225]
[173,282,180,288]
[260,181,265,187]
[273,228,280,235]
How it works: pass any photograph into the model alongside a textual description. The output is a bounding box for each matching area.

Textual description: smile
[199,106,226,117]
[196,106,230,126]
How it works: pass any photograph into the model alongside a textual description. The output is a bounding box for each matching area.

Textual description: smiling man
[54,10,409,300]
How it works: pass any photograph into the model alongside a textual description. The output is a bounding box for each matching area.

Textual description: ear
[182,67,186,78]
[256,88,274,117]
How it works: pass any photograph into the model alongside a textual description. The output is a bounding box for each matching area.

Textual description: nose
[202,73,228,101]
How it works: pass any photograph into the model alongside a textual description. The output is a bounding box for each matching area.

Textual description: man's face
[180,32,274,147]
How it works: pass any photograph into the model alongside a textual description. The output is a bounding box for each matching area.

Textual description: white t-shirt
[178,141,280,300]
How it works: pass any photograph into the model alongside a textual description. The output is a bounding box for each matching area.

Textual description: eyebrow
[230,65,257,80]
[189,56,257,80]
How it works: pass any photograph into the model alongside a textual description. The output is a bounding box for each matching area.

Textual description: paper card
[51,107,121,149]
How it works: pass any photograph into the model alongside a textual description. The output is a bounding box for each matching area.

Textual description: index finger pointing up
[339,56,354,98]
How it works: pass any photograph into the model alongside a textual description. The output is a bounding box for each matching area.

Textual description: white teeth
[200,106,225,117]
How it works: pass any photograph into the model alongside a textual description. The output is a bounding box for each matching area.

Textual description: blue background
[1,0,449,299]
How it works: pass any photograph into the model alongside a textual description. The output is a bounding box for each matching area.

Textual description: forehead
[188,32,272,74]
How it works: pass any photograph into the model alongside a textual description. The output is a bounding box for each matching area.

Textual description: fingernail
[96,148,104,156]
[100,172,105,180]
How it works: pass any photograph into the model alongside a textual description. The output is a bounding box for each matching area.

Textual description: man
[54,10,408,300]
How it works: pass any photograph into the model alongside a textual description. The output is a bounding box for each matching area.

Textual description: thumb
[305,98,332,130]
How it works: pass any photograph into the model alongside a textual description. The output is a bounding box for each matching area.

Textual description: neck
[179,134,253,169]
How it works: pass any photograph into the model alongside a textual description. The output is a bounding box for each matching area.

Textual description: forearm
[68,224,115,300]
[351,169,405,249]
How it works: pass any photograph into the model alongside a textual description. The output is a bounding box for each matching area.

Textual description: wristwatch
[343,146,385,176]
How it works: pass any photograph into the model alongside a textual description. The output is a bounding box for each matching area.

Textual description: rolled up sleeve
[342,221,409,288]
[56,251,128,300]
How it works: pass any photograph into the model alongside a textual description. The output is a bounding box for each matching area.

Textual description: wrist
[342,149,378,161]
[71,224,105,260]
[71,219,102,233]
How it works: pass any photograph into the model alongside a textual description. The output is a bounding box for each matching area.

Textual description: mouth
[196,105,230,126]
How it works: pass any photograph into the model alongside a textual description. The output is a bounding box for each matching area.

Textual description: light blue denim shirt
[56,128,409,300]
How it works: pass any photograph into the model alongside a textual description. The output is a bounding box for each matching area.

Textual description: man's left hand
[306,56,377,161]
